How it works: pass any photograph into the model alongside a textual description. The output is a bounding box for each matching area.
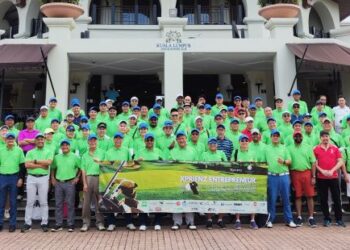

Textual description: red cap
[293,131,303,137]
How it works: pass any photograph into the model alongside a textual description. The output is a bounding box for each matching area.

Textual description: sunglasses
[239,113,245,115]
[146,138,154,142]
[283,114,290,117]
[240,139,249,142]
[191,133,199,136]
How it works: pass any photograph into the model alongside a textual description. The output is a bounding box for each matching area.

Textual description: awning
[332,0,350,21]
[0,44,55,68]
[287,43,350,67]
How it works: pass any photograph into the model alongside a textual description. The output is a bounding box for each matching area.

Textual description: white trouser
[24,175,49,225]
[172,213,194,226]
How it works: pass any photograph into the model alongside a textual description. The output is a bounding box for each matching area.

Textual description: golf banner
[98,161,268,214]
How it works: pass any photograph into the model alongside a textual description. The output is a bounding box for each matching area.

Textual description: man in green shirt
[80,134,106,232]
[272,98,284,126]
[156,121,176,160]
[278,111,293,141]
[265,129,296,228]
[0,132,25,232]
[97,101,109,122]
[148,114,162,138]
[288,90,308,115]
[188,128,206,157]
[135,133,163,161]
[44,128,58,155]
[211,93,227,116]
[303,122,319,147]
[288,132,316,228]
[48,97,63,122]
[4,115,19,138]
[96,122,111,151]
[226,118,241,149]
[35,106,52,133]
[322,118,344,147]
[249,129,266,162]
[117,101,131,121]
[106,106,119,138]
[51,139,81,232]
[170,131,197,230]
[22,133,53,233]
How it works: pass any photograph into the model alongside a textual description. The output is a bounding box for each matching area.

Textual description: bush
[41,0,80,4]
[258,0,299,7]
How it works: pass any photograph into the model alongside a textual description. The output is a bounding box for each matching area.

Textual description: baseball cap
[26,116,35,122]
[97,122,107,129]
[274,97,283,102]
[216,93,223,99]
[49,97,57,102]
[227,106,234,112]
[163,120,173,127]
[40,105,49,111]
[251,128,260,134]
[122,101,130,106]
[5,114,14,121]
[267,117,276,123]
[270,129,280,136]
[106,99,114,103]
[217,124,225,130]
[70,98,80,107]
[99,101,107,106]
[245,117,254,123]
[129,114,137,120]
[88,134,97,141]
[66,111,74,117]
[176,131,186,138]
[109,106,117,111]
[119,120,127,125]
[60,139,71,146]
[191,128,199,134]
[239,134,249,141]
[72,102,80,107]
[282,110,291,115]
[153,103,161,110]
[132,106,141,111]
[303,113,312,118]
[230,118,239,124]
[194,116,203,122]
[318,112,327,118]
[254,96,262,102]
[248,104,256,110]
[80,116,88,122]
[292,89,301,95]
[293,131,303,137]
[204,104,212,110]
[89,106,98,113]
[5,132,16,139]
[214,113,223,119]
[323,118,331,123]
[234,96,242,101]
[44,128,55,134]
[292,120,302,126]
[208,137,217,144]
[51,118,60,124]
[155,96,163,101]
[292,102,300,107]
[131,96,139,101]
[176,94,184,99]
[149,113,158,120]
[81,124,90,130]
[114,132,124,139]
[144,133,155,140]
[304,122,313,127]
[66,125,75,131]
[139,122,149,129]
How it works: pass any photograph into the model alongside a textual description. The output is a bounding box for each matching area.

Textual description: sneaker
[68,225,75,232]
[287,221,297,228]
[154,225,161,231]
[126,223,136,231]
[80,224,89,232]
[139,225,147,231]
[8,225,16,233]
[206,220,213,230]
[97,223,106,231]
[308,218,316,228]
[336,220,346,227]
[4,209,9,220]
[21,224,31,233]
[295,217,303,227]
[250,220,258,230]
[51,225,63,232]
[234,221,241,230]
[323,219,331,227]
[188,224,197,230]
[41,224,49,232]
[266,221,273,228]
[171,224,180,230]
[217,220,226,229]
[16,195,23,201]
[107,224,116,232]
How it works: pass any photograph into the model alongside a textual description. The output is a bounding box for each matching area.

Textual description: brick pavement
[0,225,348,250]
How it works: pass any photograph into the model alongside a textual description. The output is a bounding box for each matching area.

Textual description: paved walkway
[0,225,348,250]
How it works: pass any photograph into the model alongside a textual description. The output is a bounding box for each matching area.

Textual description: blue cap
[254,97,262,102]
[35,133,44,139]
[249,104,256,110]
[304,122,313,127]
[217,124,225,129]
[191,128,200,134]
[51,118,59,124]
[66,125,75,131]
[139,122,148,129]
[5,132,16,139]
[318,112,327,118]
[176,131,186,138]
[267,117,276,123]
[5,115,14,121]
[114,132,124,139]
[239,134,249,141]
[81,124,90,130]
[60,139,71,146]
[303,113,312,118]
[208,137,217,144]
[99,101,107,106]
[204,104,212,110]
[163,120,173,127]
[270,129,280,136]
[149,113,158,120]
[153,103,161,110]
[234,96,242,101]
[132,106,140,111]
[292,89,301,95]
[70,98,80,106]
[227,106,234,112]
[49,97,57,102]
[230,118,240,124]
[292,120,302,126]
[346,115,350,121]
[144,133,155,140]
[88,134,97,141]
[122,101,130,106]
[80,116,88,122]
[216,93,223,99]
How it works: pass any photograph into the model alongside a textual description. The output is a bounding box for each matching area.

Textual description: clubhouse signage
[156,30,191,51]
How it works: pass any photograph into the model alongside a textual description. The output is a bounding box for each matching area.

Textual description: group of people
[0,90,350,233]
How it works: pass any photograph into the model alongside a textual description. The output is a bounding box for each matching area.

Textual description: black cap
[26,116,35,122]
[89,106,99,112]
[320,130,329,137]
[97,122,107,129]
[109,106,117,111]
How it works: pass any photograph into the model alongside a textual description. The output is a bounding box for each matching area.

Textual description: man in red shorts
[288,131,316,227]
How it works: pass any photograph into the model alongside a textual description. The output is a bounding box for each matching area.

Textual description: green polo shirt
[288,100,308,115]
[265,143,291,174]
[272,109,284,126]
[44,140,58,156]
[48,108,63,122]
[88,119,99,134]
[25,147,53,175]
[81,148,105,176]
[35,116,52,132]
[0,146,25,174]
[188,140,206,157]
[97,135,111,151]
[58,123,79,135]
[51,152,80,181]
[211,104,227,116]
[302,132,319,147]
[135,147,163,161]
[117,112,130,122]
[148,126,163,138]
[201,150,227,161]
[8,127,19,138]
[249,142,266,162]
[156,134,175,159]
[105,146,130,161]
[106,117,120,137]
[288,143,315,171]
[53,131,65,145]
[170,146,197,161]
[97,112,109,123]
[278,122,293,139]
[341,147,350,172]
[130,136,146,156]
[262,130,285,145]
[232,149,256,162]
[77,137,89,156]
[226,129,240,148]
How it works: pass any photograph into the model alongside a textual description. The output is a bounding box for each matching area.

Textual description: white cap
[245,116,254,123]
[40,105,49,110]
[176,94,184,99]
[194,116,203,122]
[130,96,139,101]
[106,99,114,103]
[129,114,137,119]
[282,110,291,115]
[251,128,260,134]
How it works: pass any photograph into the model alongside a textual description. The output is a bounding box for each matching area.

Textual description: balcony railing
[91,4,158,25]
[178,5,245,25]
[0,25,18,39]
[309,26,330,38]
[31,18,48,38]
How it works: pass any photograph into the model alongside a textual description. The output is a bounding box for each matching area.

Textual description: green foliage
[258,0,299,7]
[41,0,80,4]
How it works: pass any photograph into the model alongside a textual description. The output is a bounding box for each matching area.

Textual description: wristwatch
[34,159,37,164]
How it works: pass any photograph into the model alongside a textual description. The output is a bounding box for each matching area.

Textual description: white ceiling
[69,52,274,75]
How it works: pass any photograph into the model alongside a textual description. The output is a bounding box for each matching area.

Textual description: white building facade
[1,0,350,115]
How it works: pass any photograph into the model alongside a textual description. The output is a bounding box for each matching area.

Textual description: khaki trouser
[82,176,104,226]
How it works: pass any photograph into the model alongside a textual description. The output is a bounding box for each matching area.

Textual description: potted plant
[40,0,84,19]
[258,0,300,20]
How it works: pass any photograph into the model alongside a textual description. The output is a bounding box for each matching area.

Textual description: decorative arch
[0,0,19,38]
[310,0,336,32]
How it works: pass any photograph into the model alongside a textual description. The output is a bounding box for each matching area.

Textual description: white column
[44,18,76,113]
[160,0,177,18]
[164,52,183,110]
[265,18,299,39]
[219,74,231,102]
[243,17,266,38]
[73,0,92,38]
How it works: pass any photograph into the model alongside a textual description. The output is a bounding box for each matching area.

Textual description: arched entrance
[0,1,19,38]
[308,1,336,38]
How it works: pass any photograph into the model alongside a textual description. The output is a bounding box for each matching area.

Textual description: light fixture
[70,82,80,94]
[169,8,178,18]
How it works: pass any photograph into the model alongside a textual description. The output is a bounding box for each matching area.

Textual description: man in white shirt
[333,96,350,133]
